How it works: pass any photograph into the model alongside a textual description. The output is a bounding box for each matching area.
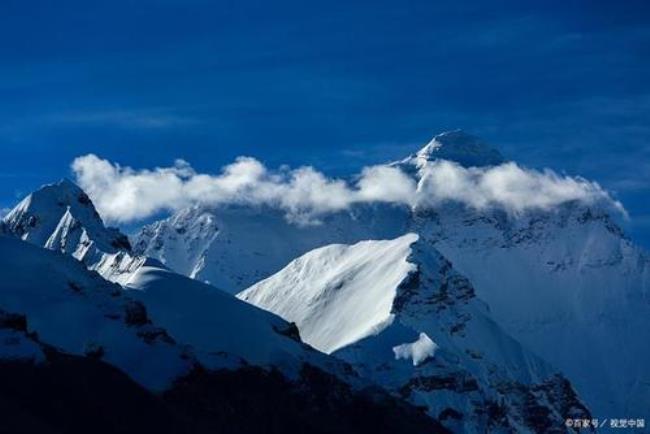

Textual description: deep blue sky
[1,0,649,246]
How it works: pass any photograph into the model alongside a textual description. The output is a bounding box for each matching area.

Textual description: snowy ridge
[0,237,445,434]
[0,232,359,391]
[0,235,192,390]
[133,206,221,280]
[134,203,410,293]
[240,234,418,354]
[239,234,591,432]
[123,261,353,378]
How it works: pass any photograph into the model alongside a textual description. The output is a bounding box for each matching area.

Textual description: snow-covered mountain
[395,132,650,417]
[2,179,146,284]
[0,238,442,434]
[128,130,522,295]
[239,234,591,433]
[134,130,650,420]
[133,203,409,293]
[4,178,130,259]
[0,183,363,385]
[413,202,650,417]
[1,185,449,432]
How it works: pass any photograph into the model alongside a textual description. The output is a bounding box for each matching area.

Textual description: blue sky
[1,0,649,245]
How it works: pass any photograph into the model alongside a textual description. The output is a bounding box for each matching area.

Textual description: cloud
[415,160,626,216]
[71,154,625,224]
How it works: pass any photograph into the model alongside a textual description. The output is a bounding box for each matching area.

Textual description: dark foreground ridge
[0,349,448,434]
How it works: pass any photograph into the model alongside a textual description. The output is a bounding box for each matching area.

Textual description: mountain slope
[0,231,364,395]
[239,234,591,433]
[122,260,349,375]
[0,304,443,434]
[413,204,650,417]
[0,234,192,390]
[239,234,418,354]
[134,203,410,293]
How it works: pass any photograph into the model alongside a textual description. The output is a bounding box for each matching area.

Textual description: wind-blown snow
[239,234,418,353]
[71,131,623,223]
[392,332,437,366]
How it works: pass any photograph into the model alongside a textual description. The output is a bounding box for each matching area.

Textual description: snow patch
[392,332,438,366]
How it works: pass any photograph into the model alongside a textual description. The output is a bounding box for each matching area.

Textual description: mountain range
[1,130,647,433]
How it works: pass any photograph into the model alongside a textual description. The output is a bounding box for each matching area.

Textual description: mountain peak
[55,177,83,191]
[2,179,131,257]
[415,130,505,167]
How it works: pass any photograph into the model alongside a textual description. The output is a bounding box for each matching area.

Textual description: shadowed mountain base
[0,351,447,434]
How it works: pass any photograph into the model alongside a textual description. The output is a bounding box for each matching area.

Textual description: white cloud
[415,160,626,217]
[71,154,625,224]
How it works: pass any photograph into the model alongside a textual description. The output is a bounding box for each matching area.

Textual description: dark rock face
[399,373,480,398]
[164,364,449,434]
[0,353,448,434]
[272,321,302,342]
[123,300,150,326]
[109,232,132,252]
[494,376,593,434]
[0,352,178,434]
[0,310,28,332]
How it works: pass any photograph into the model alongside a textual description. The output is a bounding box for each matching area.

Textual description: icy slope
[0,235,192,390]
[239,234,591,433]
